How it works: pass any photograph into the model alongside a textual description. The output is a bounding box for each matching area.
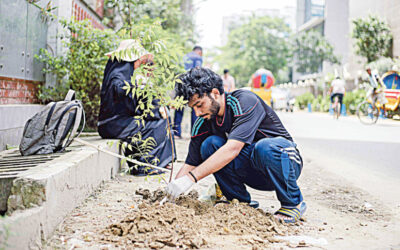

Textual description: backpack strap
[45,102,57,129]
[65,90,76,101]
[61,101,86,150]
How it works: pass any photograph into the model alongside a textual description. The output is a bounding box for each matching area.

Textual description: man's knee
[252,138,287,170]
[253,138,276,160]
[200,135,226,160]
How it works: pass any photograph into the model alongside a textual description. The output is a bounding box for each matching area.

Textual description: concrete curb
[0,137,120,249]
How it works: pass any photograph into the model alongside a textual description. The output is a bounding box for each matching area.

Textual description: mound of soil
[101,189,297,249]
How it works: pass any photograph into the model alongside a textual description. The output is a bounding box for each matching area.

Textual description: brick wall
[0,77,40,105]
[0,0,105,106]
[72,0,105,30]
[96,0,104,18]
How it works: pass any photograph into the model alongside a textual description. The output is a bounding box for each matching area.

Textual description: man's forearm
[191,141,243,181]
[175,164,195,179]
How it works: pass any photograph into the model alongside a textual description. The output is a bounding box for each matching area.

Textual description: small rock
[99,244,111,250]
[323,222,328,225]
[252,236,265,243]
[298,240,307,246]
[363,202,373,209]
[149,241,164,249]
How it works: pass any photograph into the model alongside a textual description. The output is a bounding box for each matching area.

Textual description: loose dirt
[44,138,400,249]
[100,189,298,249]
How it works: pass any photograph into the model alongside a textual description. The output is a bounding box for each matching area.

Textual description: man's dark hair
[193,46,203,52]
[175,67,224,101]
[223,69,229,74]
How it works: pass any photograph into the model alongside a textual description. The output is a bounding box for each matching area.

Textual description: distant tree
[103,0,195,45]
[352,15,392,63]
[217,16,292,86]
[292,30,339,74]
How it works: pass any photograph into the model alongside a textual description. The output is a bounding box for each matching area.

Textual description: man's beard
[209,98,220,120]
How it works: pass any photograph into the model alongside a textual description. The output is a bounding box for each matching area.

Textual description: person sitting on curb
[166,67,306,223]
[98,39,175,176]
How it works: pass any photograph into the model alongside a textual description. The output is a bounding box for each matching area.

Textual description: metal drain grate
[0,151,64,179]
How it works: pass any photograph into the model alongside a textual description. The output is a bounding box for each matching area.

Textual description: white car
[271,87,294,112]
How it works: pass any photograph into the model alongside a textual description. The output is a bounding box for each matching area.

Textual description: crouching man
[166,67,306,223]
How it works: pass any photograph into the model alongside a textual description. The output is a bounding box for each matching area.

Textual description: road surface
[279,111,400,207]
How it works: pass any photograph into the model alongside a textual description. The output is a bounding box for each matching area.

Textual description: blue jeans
[200,135,303,207]
[173,108,184,137]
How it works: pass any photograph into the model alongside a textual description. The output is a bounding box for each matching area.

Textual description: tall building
[294,0,400,81]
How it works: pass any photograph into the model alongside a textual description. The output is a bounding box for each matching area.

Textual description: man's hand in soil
[166,175,194,198]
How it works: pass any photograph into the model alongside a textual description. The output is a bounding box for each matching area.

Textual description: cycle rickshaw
[249,68,275,106]
[357,70,400,124]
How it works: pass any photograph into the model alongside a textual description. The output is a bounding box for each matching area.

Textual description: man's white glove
[166,175,194,199]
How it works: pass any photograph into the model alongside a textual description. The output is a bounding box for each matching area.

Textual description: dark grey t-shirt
[185,89,293,166]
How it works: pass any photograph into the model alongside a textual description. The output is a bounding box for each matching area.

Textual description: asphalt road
[277,111,400,206]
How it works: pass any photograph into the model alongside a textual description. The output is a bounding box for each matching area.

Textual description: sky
[193,0,297,49]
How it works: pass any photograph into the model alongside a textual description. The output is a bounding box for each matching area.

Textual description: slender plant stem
[164,106,175,183]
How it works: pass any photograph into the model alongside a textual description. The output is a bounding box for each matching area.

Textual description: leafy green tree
[217,16,292,86]
[36,20,118,129]
[103,0,195,44]
[35,0,190,130]
[292,30,339,74]
[113,18,186,124]
[34,1,187,171]
[352,15,392,63]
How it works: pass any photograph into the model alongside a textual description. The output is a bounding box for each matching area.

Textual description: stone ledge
[0,137,120,249]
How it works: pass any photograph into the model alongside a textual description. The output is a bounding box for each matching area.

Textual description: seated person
[98,39,175,175]
[366,68,388,116]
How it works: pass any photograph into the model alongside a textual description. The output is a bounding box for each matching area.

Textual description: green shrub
[343,89,366,114]
[295,92,315,110]
[310,94,330,112]
[36,19,117,129]
[319,95,331,112]
[311,98,319,111]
